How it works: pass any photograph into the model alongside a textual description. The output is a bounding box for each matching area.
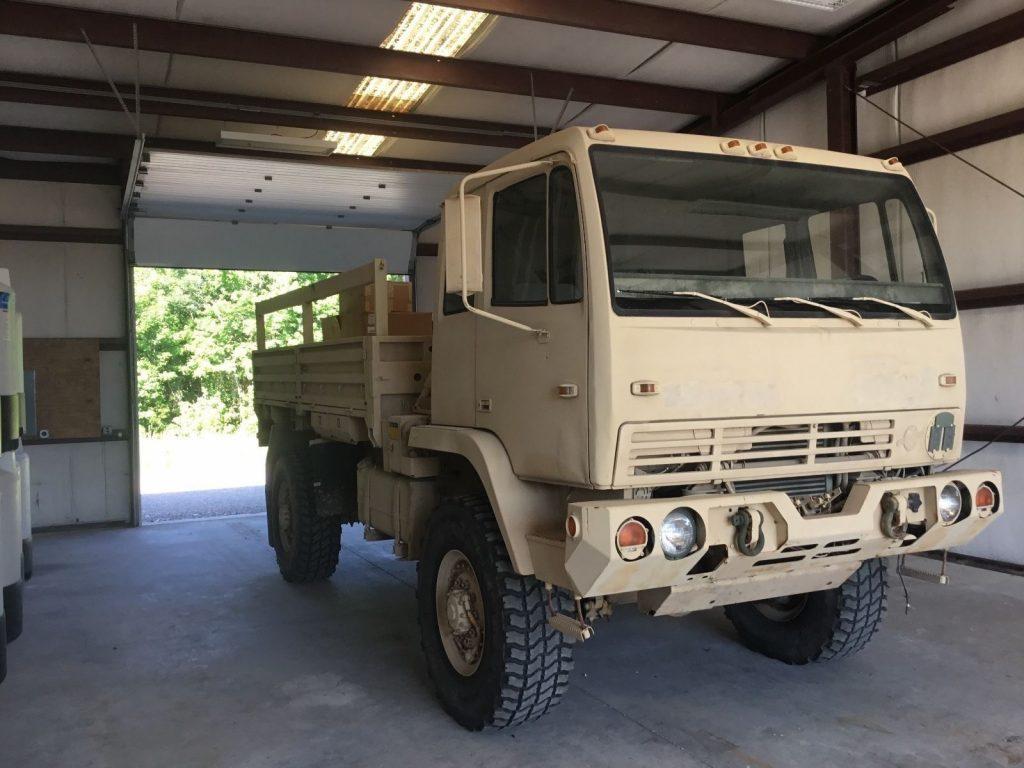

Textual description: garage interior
[0,0,1022,764]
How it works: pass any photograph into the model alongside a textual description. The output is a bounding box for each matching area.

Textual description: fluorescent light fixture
[768,0,856,9]
[326,3,490,156]
[324,132,387,156]
[219,131,336,156]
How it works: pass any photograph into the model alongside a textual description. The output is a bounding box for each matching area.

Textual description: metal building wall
[0,177,133,528]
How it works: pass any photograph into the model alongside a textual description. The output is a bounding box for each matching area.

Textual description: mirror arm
[459,159,555,337]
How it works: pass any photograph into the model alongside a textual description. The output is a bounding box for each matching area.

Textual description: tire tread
[272,443,341,583]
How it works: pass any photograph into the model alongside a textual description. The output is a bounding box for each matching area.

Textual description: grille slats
[617,414,896,486]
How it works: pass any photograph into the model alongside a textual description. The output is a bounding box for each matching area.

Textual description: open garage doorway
[133,266,333,524]
[123,149,443,526]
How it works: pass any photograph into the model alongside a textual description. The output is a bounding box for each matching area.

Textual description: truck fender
[409,425,563,576]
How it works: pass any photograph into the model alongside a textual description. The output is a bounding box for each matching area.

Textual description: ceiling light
[326,3,490,156]
[768,0,856,9]
[325,132,387,157]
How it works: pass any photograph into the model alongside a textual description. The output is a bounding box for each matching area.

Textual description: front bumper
[534,469,1003,615]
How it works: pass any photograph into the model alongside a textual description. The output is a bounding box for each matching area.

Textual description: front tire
[725,558,887,664]
[268,444,341,583]
[417,496,574,730]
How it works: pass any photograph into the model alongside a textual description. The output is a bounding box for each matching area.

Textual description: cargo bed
[252,259,430,447]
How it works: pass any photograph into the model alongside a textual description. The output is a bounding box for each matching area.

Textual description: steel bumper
[546,470,1003,615]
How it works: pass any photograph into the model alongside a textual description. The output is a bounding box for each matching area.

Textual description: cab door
[475,162,589,485]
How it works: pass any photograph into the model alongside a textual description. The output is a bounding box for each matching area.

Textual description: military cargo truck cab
[253,126,1004,730]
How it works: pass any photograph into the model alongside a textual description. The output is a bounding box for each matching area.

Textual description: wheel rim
[435,549,485,677]
[753,594,809,622]
[277,481,295,554]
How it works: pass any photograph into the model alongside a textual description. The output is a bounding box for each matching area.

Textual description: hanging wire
[850,84,1024,468]
[849,85,1024,201]
[551,88,575,134]
[133,22,141,138]
[944,415,1024,471]
[80,28,139,135]
[896,555,911,614]
[528,72,538,142]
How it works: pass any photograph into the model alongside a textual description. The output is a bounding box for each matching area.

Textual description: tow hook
[880,492,908,541]
[730,507,765,556]
[546,586,594,642]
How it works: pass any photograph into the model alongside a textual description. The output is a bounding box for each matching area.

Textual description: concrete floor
[1,517,1022,768]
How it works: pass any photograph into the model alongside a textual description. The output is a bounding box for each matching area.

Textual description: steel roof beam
[0,72,536,149]
[869,105,1024,165]
[858,8,1024,95]
[689,0,955,135]
[0,157,120,184]
[436,0,822,59]
[0,125,481,173]
[0,0,723,115]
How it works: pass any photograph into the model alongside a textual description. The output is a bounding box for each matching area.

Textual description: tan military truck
[253,126,1005,730]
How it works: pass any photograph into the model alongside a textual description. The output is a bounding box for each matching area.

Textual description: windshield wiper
[850,296,936,328]
[617,288,773,326]
[771,296,865,327]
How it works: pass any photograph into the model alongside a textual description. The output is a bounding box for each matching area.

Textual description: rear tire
[3,580,23,642]
[725,558,887,664]
[268,444,341,583]
[417,496,574,730]
[22,539,32,582]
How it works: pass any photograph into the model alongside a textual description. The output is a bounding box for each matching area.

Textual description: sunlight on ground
[140,433,266,494]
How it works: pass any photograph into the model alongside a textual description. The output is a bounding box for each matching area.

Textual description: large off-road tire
[268,444,341,583]
[725,558,887,665]
[3,580,23,642]
[417,496,574,730]
[22,539,33,582]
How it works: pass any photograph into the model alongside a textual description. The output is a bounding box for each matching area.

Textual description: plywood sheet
[23,338,101,439]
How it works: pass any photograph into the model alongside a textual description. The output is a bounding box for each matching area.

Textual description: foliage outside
[134,268,331,436]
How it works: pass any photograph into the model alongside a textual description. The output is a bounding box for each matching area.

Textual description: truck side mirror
[443,195,483,295]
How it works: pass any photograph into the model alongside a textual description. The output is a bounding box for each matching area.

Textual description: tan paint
[549,469,1002,600]
[255,126,1003,613]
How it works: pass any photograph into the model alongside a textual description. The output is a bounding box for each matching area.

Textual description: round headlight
[661,508,699,560]
[938,483,962,524]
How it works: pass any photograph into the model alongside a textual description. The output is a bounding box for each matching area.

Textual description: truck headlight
[661,508,700,560]
[938,483,962,523]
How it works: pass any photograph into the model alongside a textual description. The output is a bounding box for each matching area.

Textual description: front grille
[732,474,836,498]
[615,414,896,486]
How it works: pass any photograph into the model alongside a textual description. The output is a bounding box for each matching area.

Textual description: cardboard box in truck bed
[321,311,432,340]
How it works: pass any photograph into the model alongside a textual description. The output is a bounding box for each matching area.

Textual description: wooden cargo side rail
[254,258,391,349]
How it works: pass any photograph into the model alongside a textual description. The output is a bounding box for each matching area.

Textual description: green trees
[134,268,329,436]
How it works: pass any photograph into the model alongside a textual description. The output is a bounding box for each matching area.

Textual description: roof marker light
[775,144,797,160]
[588,124,616,141]
[720,138,746,156]
[748,141,772,158]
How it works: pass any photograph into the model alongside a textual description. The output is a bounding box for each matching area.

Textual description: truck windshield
[590,146,955,319]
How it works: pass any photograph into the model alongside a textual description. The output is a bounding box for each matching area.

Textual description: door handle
[556,384,578,399]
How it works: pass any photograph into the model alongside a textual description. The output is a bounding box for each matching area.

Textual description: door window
[491,168,584,306]
[492,175,547,306]
[548,166,584,303]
